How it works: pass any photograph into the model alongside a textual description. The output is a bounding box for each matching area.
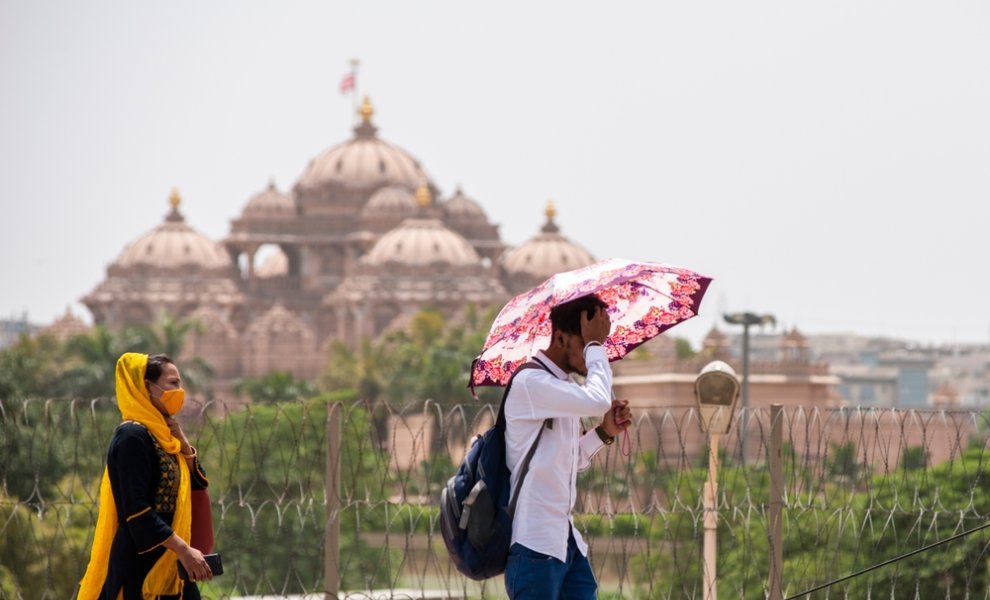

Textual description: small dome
[443,187,487,219]
[186,306,238,338]
[246,304,312,337]
[361,185,417,216]
[782,327,807,346]
[242,181,294,218]
[703,327,728,346]
[256,248,288,278]
[295,97,434,195]
[243,304,319,378]
[39,307,90,341]
[114,190,232,270]
[501,201,595,279]
[363,218,481,267]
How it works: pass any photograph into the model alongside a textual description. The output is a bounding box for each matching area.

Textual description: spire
[415,183,432,208]
[354,95,379,138]
[359,96,374,122]
[541,199,559,233]
[166,188,185,222]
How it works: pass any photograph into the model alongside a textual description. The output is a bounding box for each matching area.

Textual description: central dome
[294,98,434,197]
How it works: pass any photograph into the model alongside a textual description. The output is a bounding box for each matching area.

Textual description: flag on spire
[339,71,355,95]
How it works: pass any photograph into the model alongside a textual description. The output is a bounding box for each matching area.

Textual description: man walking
[503,294,633,599]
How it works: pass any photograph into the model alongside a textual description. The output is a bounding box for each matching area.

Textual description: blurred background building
[7,96,983,414]
[79,98,597,386]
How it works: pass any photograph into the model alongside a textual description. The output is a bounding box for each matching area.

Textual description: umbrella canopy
[471,258,712,389]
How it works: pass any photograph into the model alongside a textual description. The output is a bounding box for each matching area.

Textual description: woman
[78,352,213,599]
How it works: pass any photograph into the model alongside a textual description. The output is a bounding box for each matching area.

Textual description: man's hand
[580,306,611,346]
[601,399,632,438]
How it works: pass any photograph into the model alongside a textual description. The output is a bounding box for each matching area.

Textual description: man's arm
[514,345,613,420]
[577,399,633,470]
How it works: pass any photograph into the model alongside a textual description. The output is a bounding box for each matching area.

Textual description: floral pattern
[471,258,711,389]
[150,436,179,513]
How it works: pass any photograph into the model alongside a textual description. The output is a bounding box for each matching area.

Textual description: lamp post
[695,360,741,600]
[722,312,775,464]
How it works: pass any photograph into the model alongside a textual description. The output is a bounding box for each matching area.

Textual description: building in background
[48,96,990,416]
[0,314,37,349]
[80,98,595,393]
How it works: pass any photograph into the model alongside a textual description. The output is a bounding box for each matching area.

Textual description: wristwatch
[594,425,615,445]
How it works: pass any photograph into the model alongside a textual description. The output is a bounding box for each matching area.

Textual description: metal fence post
[769,404,783,600]
[325,401,342,600]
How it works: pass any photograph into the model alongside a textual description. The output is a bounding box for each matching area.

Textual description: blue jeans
[504,531,597,600]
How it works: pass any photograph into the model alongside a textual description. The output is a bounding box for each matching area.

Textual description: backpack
[439,360,552,580]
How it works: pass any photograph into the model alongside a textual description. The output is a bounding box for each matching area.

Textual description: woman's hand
[165,417,194,455]
[166,535,214,582]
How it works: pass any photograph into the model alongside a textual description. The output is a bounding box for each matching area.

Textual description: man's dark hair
[549,294,608,336]
[145,354,175,382]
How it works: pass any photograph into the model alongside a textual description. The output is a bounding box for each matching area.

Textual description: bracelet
[181,446,197,459]
[594,425,615,446]
[584,341,603,354]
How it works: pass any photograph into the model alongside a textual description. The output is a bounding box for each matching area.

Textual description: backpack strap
[497,358,554,519]
[494,360,549,431]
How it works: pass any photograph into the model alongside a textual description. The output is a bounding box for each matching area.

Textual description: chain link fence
[2,397,989,599]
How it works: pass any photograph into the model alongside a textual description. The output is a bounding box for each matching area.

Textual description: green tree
[57,316,214,400]
[839,447,990,598]
[1,396,118,505]
[674,337,697,360]
[323,305,500,455]
[59,325,147,398]
[0,334,63,400]
[134,313,213,393]
[235,370,317,404]
[323,338,393,403]
[196,394,398,594]
[0,397,118,599]
[900,445,928,471]
[386,307,481,407]
[825,441,862,482]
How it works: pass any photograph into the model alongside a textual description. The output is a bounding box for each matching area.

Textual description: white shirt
[504,345,613,562]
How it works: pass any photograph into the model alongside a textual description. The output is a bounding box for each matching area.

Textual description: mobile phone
[177,552,223,581]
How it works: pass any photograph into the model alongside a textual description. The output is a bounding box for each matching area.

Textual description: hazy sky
[2,1,989,348]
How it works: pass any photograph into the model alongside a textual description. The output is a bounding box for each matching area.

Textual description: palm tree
[0,333,63,400]
[234,371,317,404]
[60,325,146,399]
[134,314,214,394]
[322,338,393,403]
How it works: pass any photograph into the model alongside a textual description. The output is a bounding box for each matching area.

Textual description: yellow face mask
[160,388,186,416]
[151,382,186,416]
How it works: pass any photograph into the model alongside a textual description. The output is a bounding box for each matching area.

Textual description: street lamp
[695,360,741,600]
[722,312,776,464]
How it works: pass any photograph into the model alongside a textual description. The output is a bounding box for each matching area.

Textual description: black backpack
[439,360,552,580]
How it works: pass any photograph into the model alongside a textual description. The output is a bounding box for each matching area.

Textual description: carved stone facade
[82,98,596,383]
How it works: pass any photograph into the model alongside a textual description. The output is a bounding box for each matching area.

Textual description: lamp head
[694,360,741,433]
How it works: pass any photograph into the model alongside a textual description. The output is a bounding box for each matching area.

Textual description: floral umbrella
[471,258,712,390]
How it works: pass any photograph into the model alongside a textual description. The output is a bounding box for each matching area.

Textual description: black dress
[98,422,209,600]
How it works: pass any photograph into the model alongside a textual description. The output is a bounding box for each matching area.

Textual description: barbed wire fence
[2,396,990,599]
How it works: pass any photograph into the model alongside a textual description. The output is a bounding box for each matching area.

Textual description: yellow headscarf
[78,353,192,600]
